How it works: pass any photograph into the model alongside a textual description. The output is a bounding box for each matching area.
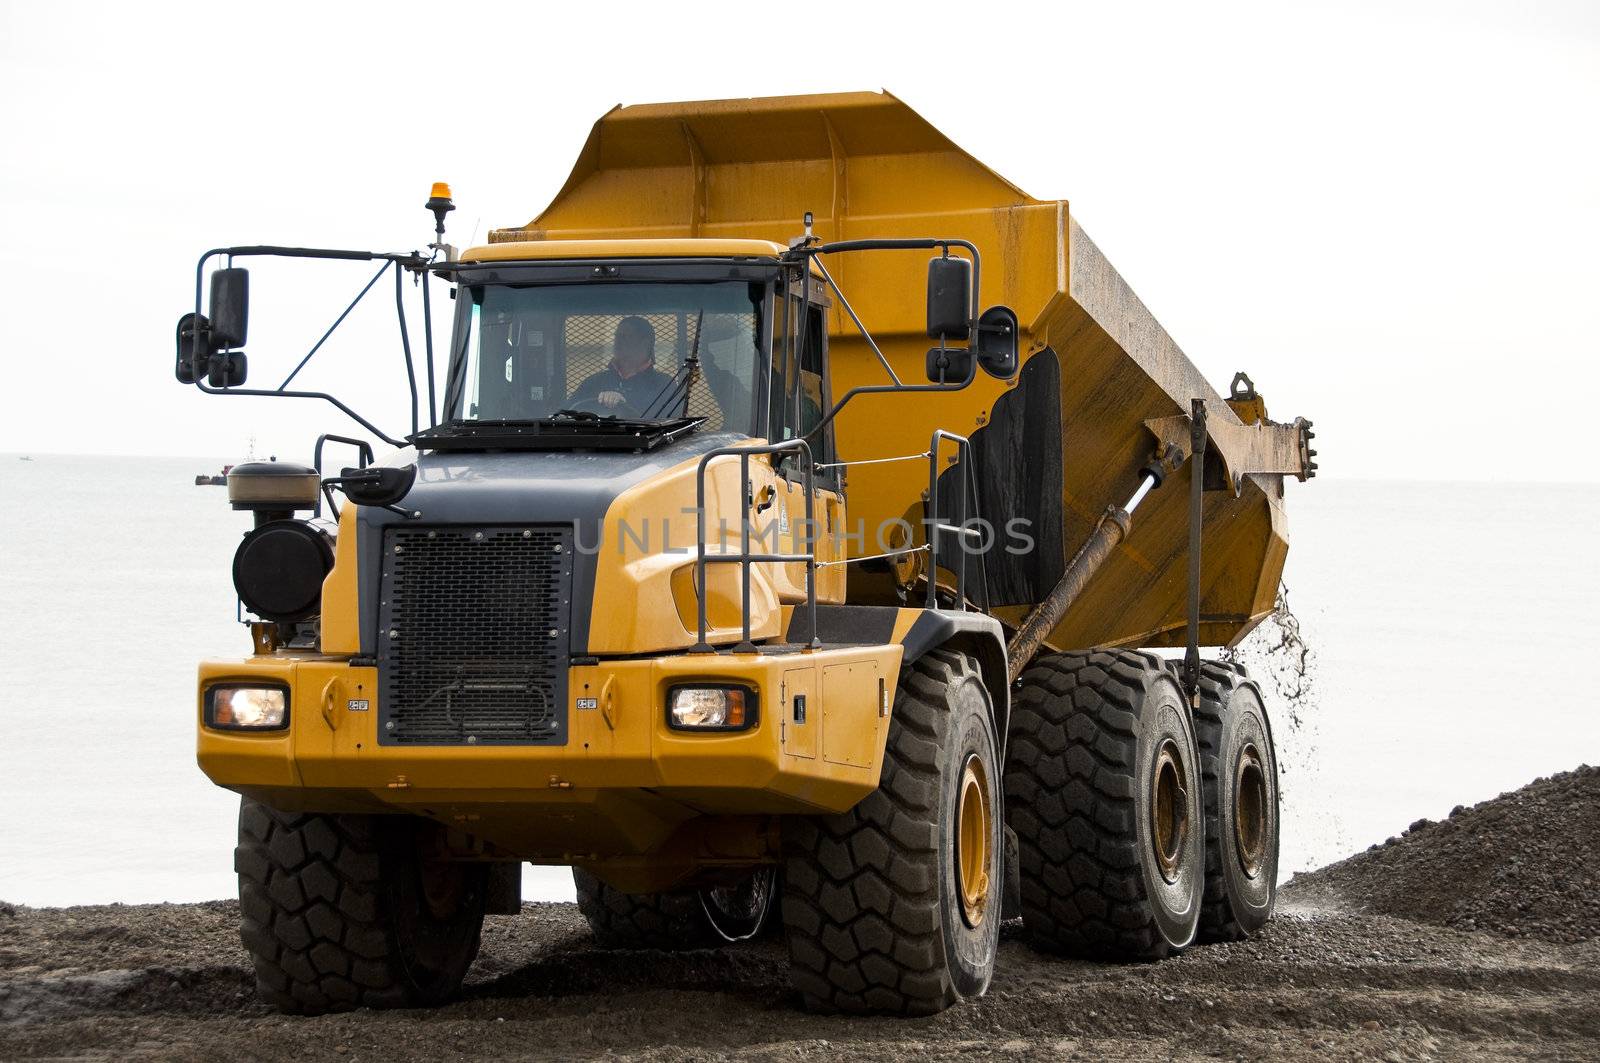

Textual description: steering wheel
[565,396,643,418]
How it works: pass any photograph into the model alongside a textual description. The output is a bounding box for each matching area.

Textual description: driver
[569,316,674,415]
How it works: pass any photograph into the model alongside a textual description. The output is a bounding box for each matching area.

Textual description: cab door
[766,294,845,606]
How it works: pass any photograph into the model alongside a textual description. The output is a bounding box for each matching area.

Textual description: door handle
[753,484,776,513]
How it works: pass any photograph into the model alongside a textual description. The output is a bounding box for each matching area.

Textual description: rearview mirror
[975,305,1019,379]
[926,256,971,341]
[208,352,247,388]
[925,345,973,383]
[209,268,250,349]
[335,464,417,508]
[174,312,210,384]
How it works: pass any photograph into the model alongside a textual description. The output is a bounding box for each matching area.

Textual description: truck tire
[235,798,487,1014]
[699,867,780,942]
[781,649,1002,1015]
[1194,660,1280,941]
[573,869,709,950]
[574,867,779,948]
[1004,649,1203,960]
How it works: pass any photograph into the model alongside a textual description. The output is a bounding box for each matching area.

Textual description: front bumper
[196,644,899,865]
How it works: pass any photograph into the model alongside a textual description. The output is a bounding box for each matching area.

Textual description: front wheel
[234,799,486,1014]
[782,649,1002,1015]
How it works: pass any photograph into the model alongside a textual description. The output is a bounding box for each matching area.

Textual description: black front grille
[378,525,572,745]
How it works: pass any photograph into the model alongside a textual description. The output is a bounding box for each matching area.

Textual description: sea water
[1,454,1596,905]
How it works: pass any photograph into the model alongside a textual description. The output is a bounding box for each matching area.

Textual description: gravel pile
[1287,765,1600,944]
[5,768,1599,1059]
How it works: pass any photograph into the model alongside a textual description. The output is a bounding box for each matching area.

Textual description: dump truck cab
[201,236,926,864]
[175,91,1315,1018]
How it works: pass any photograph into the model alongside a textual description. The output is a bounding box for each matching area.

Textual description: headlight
[667,685,756,731]
[205,684,289,730]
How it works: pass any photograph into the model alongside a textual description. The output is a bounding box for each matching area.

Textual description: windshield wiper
[642,308,705,419]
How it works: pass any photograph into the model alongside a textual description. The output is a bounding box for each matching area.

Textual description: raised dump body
[492,91,1313,652]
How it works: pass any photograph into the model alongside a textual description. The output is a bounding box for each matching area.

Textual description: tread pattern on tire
[782,649,977,1015]
[1194,658,1262,942]
[236,801,426,1014]
[1004,648,1185,960]
[572,869,708,950]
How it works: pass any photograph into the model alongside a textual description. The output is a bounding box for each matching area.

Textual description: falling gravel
[2,769,1598,1061]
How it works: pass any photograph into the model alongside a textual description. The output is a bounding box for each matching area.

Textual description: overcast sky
[1,0,1595,480]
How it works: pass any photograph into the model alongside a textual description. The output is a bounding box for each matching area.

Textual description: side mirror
[208,352,248,388]
[334,464,417,508]
[209,268,250,349]
[975,305,1019,379]
[926,256,971,341]
[924,345,973,383]
[174,312,210,383]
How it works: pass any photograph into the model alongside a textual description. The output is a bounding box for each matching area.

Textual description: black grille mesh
[378,525,571,745]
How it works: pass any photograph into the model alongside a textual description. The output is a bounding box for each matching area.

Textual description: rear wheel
[1194,660,1280,941]
[700,867,779,942]
[234,798,486,1014]
[573,870,707,949]
[574,866,779,948]
[781,649,1002,1015]
[1004,649,1204,960]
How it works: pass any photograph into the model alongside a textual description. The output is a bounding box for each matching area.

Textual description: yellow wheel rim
[1234,743,1267,878]
[1150,739,1190,885]
[956,752,993,927]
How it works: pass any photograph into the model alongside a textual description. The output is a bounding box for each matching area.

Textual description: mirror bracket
[975,305,1020,379]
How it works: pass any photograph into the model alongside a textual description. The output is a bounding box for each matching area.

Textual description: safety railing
[312,433,374,519]
[692,439,819,652]
[813,430,990,612]
[691,431,992,653]
[923,430,990,612]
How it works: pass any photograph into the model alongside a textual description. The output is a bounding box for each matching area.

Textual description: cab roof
[460,238,789,263]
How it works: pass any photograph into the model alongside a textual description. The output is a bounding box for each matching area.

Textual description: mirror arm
[279,261,391,390]
[800,237,982,333]
[781,234,987,447]
[811,257,902,386]
[184,244,435,452]
[801,360,978,445]
[194,381,408,449]
[193,245,421,316]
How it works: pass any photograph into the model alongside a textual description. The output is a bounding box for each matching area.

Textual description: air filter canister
[233,519,335,623]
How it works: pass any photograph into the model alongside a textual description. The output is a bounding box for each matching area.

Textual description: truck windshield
[451,281,764,434]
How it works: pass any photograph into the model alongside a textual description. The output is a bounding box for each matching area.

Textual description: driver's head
[613,316,655,375]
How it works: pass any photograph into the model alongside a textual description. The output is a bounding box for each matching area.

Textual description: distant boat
[18,456,31,461]
[194,463,233,487]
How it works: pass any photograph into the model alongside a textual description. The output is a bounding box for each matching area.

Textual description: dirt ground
[3,770,1598,1061]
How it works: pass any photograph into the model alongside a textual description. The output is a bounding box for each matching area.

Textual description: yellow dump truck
[173,91,1315,1015]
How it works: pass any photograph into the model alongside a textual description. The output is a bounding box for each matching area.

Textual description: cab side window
[768,303,835,474]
